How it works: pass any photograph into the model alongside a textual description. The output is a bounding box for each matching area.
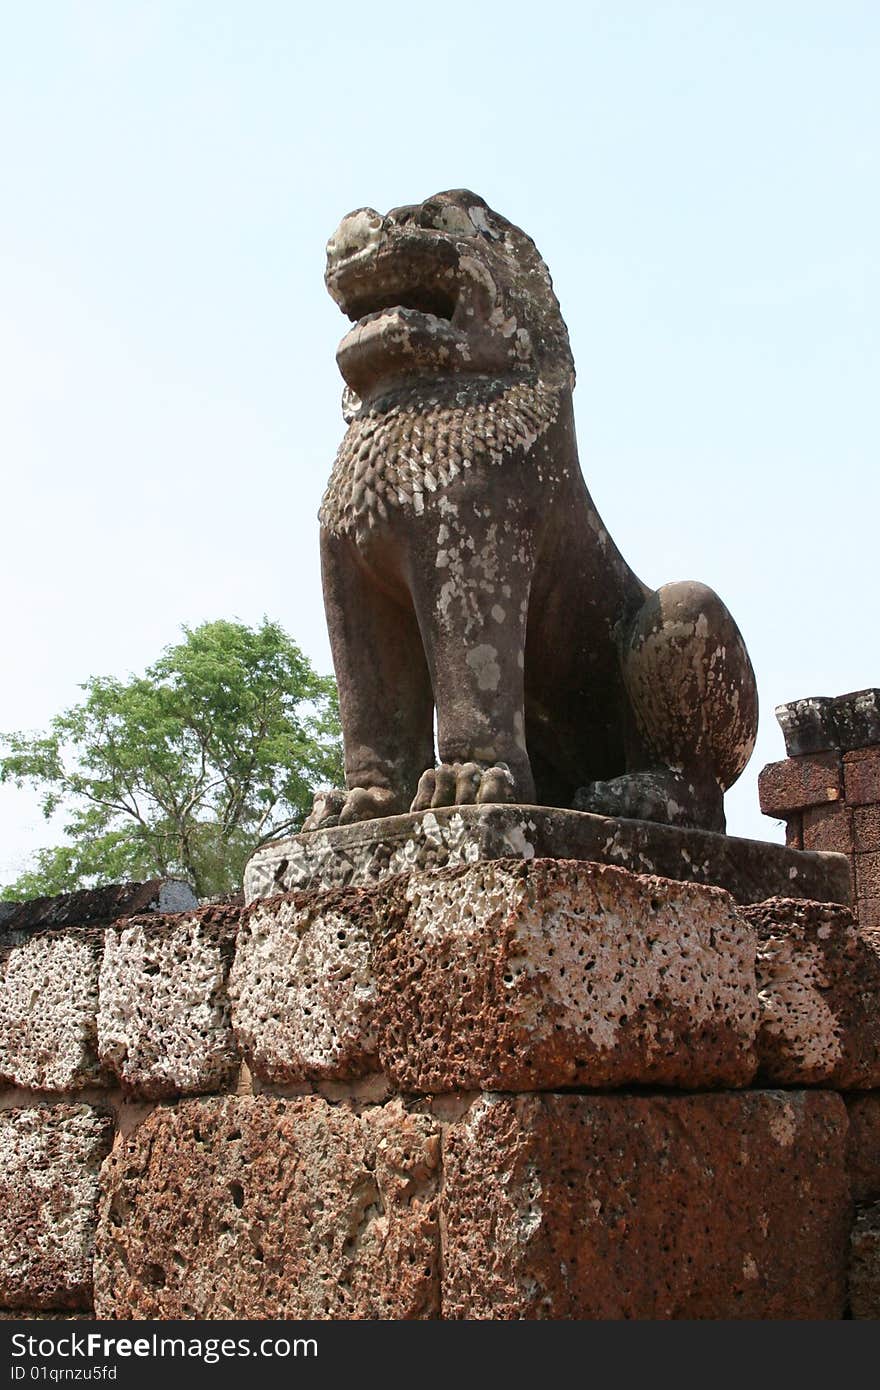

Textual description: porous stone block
[93,1096,440,1319]
[803,803,853,855]
[0,930,108,1091]
[860,899,880,929]
[230,887,387,1084]
[849,1203,880,1318]
[0,879,197,946]
[785,813,803,850]
[844,748,880,807]
[854,805,880,853]
[441,1092,849,1319]
[758,753,842,816]
[745,898,880,1087]
[856,852,880,902]
[97,907,240,1098]
[246,803,850,906]
[845,1095,880,1203]
[376,860,758,1092]
[0,1105,114,1311]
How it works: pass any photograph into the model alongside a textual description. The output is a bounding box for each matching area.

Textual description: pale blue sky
[1,1,877,880]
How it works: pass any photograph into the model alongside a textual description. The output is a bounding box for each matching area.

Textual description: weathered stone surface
[777,698,838,758]
[377,860,757,1092]
[93,1096,440,1319]
[442,1091,849,1319]
[0,1312,94,1320]
[0,879,196,947]
[844,747,880,807]
[860,898,880,929]
[777,690,880,758]
[231,859,759,1091]
[785,812,803,850]
[849,1203,880,1318]
[758,753,842,816]
[855,805,880,853]
[803,802,853,854]
[0,1105,113,1311]
[0,930,108,1091]
[845,1095,880,1202]
[97,907,239,1098]
[745,898,880,1087]
[230,887,391,1083]
[246,804,850,905]
[856,851,880,902]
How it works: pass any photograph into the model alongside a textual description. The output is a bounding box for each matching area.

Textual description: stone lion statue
[304,189,757,835]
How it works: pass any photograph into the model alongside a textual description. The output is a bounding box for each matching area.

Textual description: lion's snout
[325,207,384,275]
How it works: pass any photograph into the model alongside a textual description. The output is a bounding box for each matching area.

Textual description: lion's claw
[302,788,346,831]
[303,785,402,831]
[410,761,516,812]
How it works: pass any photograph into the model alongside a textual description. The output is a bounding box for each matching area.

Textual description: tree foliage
[0,619,342,900]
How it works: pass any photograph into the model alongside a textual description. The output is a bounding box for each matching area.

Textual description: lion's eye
[438,206,477,237]
[419,202,477,238]
[416,201,443,228]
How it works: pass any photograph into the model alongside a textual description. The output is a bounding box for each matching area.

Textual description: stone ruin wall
[2,690,880,1321]
[759,688,880,931]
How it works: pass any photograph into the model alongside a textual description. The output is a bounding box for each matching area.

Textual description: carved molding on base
[245,803,851,906]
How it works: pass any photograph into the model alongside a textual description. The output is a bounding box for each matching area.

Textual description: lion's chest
[318,381,560,542]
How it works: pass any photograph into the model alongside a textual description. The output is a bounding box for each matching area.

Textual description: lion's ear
[341,385,362,424]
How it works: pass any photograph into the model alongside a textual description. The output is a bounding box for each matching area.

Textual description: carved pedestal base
[244,803,850,906]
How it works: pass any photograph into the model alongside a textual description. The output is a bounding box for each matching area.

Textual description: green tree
[0,619,342,900]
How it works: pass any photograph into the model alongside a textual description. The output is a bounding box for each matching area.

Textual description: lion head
[326,189,575,406]
[320,190,575,538]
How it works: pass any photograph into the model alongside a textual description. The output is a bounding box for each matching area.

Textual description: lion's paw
[410,761,516,813]
[302,785,402,831]
[573,771,724,833]
[302,789,346,831]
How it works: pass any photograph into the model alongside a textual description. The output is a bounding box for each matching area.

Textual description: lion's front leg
[409,508,537,810]
[305,530,435,830]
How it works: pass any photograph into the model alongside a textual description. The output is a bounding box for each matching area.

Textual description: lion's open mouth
[341,281,458,326]
[331,252,474,399]
[328,224,471,344]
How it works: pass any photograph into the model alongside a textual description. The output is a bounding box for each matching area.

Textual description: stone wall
[759,689,880,929]
[2,841,880,1319]
[755,686,880,1316]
